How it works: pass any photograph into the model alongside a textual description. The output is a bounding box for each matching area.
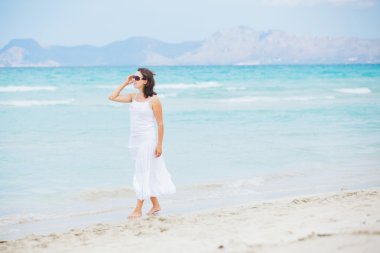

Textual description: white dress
[128,93,176,200]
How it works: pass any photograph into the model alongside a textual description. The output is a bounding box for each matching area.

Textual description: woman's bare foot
[128,209,142,219]
[146,206,161,215]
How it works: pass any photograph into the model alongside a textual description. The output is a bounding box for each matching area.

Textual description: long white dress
[128,93,176,200]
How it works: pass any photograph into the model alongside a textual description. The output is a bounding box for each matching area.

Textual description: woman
[108,67,176,219]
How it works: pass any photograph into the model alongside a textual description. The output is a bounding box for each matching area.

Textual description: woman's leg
[147,196,161,215]
[128,198,144,219]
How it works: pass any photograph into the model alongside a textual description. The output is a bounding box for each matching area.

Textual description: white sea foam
[224,87,247,90]
[334,88,372,94]
[225,177,265,188]
[94,84,118,89]
[220,95,335,103]
[0,207,126,226]
[0,213,52,226]
[0,177,264,226]
[0,99,75,107]
[181,177,265,201]
[191,177,265,190]
[159,93,177,98]
[0,85,57,92]
[71,177,265,203]
[73,187,136,201]
[159,82,221,89]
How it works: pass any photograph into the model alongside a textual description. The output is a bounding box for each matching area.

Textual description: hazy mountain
[166,26,380,65]
[1,26,379,67]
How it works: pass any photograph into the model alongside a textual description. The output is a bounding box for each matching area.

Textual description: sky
[1,0,380,48]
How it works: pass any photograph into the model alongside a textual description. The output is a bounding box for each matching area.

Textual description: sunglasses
[133,75,146,81]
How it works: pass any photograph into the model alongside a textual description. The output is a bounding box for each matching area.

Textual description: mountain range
[1,26,379,67]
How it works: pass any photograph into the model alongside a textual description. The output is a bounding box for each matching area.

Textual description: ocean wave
[72,187,136,201]
[0,213,53,226]
[71,178,265,202]
[0,85,57,92]
[189,177,265,190]
[158,82,221,89]
[0,178,264,226]
[334,88,372,94]
[94,84,118,89]
[225,177,265,188]
[159,93,177,98]
[0,99,75,107]
[224,87,247,90]
[0,207,126,226]
[219,95,335,103]
[181,177,265,201]
[0,187,136,226]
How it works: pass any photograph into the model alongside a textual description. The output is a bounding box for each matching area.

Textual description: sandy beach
[1,187,379,253]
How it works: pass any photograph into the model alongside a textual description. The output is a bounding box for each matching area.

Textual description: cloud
[264,0,377,7]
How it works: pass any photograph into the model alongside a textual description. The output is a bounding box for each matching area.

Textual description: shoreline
[2,181,375,241]
[1,186,379,252]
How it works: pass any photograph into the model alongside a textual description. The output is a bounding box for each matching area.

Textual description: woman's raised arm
[108,75,134,103]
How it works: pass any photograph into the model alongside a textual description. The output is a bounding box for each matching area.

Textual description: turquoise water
[1,65,380,239]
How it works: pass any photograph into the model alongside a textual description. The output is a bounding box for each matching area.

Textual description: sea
[1,65,380,240]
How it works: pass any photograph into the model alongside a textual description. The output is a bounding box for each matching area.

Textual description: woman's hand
[155,144,162,157]
[124,75,134,85]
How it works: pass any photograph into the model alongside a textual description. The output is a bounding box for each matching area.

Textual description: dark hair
[138,67,157,98]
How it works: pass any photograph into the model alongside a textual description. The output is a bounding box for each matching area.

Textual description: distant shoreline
[1,63,380,68]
